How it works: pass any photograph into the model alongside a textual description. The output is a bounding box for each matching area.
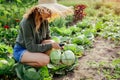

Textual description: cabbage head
[61,50,75,66]
[50,49,61,64]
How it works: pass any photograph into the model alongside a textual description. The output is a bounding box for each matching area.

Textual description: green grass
[58,0,89,6]
[58,0,120,7]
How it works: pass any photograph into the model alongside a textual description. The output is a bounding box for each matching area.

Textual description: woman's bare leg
[20,51,50,67]
[42,40,55,44]
[20,40,54,67]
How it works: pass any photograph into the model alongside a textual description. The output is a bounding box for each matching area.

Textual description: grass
[58,0,120,7]
[58,0,90,6]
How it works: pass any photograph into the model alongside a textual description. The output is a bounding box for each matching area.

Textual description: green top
[16,16,52,53]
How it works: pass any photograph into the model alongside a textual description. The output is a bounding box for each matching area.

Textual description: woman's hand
[52,42,61,49]
[42,40,62,49]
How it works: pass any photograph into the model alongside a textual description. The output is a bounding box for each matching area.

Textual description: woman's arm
[21,19,52,53]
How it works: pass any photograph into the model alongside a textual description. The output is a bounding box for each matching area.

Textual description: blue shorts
[13,43,26,62]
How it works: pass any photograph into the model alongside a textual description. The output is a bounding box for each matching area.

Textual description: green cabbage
[61,50,75,66]
[50,49,61,64]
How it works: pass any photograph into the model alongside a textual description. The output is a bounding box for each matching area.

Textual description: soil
[53,37,120,80]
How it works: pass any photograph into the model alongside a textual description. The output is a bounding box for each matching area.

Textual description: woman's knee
[42,40,55,44]
[21,52,50,67]
[36,55,50,66]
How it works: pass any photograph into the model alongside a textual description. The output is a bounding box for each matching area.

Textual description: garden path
[54,37,120,80]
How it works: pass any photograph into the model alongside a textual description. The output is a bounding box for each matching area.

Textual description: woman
[13,5,61,67]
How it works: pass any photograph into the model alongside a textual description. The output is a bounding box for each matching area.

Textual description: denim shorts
[13,43,26,62]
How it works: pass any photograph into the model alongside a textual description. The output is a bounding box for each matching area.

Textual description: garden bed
[54,37,120,80]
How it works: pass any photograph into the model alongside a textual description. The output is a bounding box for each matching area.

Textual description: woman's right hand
[41,40,61,49]
[52,42,61,49]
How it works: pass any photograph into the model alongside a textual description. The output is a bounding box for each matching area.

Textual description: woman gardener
[13,5,62,67]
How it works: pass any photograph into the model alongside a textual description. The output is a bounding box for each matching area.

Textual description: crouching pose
[13,5,61,67]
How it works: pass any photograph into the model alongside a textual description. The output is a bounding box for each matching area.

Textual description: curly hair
[23,5,52,32]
